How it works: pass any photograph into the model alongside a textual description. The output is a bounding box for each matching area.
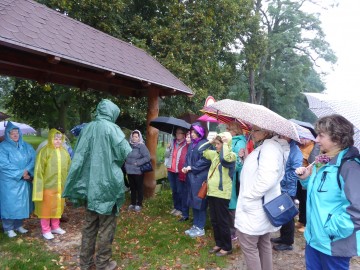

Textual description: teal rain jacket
[0,122,36,219]
[301,146,360,257]
[62,99,131,215]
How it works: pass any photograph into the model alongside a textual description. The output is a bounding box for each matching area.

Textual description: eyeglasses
[176,132,184,135]
[252,129,262,133]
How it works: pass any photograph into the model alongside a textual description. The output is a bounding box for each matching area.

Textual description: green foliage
[156,144,166,164]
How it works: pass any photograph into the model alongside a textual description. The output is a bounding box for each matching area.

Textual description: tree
[235,0,336,119]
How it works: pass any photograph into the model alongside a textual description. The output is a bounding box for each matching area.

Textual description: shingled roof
[0,0,193,97]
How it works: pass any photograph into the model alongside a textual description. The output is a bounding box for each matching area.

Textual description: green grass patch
[114,190,228,269]
[22,135,46,150]
[0,234,61,270]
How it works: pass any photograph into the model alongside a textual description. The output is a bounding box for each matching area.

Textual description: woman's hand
[221,136,228,144]
[295,164,313,179]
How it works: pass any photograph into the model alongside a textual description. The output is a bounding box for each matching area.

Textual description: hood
[47,128,65,148]
[218,131,233,145]
[95,99,120,123]
[4,121,23,145]
[190,122,205,139]
[129,129,144,144]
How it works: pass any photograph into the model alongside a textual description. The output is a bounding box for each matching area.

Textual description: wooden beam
[46,55,61,64]
[144,85,159,198]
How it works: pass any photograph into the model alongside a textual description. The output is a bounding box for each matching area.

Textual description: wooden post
[143,85,159,198]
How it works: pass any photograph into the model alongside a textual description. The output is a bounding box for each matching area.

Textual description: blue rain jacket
[0,122,36,219]
[301,146,360,257]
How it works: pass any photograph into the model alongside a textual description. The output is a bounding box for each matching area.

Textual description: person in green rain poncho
[33,129,71,240]
[62,99,131,270]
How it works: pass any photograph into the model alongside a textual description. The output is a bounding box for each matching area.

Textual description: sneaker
[16,226,28,234]
[6,230,17,238]
[128,205,135,211]
[170,209,177,215]
[189,227,205,238]
[134,205,142,212]
[51,228,66,235]
[43,232,54,240]
[173,210,182,216]
[273,244,293,251]
[185,225,197,235]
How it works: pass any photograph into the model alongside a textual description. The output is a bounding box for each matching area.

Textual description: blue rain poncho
[0,122,36,219]
[62,99,131,215]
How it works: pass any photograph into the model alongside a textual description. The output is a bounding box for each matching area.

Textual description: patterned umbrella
[304,92,360,149]
[200,106,251,131]
[208,99,300,141]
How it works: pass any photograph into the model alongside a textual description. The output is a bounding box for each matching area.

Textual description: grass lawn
[22,135,46,150]
[0,190,231,269]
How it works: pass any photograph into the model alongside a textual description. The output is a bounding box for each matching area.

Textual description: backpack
[336,155,360,190]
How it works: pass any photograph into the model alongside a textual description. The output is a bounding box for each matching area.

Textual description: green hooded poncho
[62,99,131,215]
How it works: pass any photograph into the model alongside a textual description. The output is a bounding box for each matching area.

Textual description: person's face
[191,130,199,139]
[186,133,191,144]
[132,133,140,142]
[215,140,223,152]
[175,129,185,141]
[53,136,62,148]
[316,131,338,154]
[251,126,268,143]
[9,129,19,142]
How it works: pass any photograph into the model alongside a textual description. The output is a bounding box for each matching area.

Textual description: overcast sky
[318,0,360,96]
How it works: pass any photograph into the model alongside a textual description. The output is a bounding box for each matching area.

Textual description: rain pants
[0,122,35,219]
[33,129,71,218]
[62,99,132,215]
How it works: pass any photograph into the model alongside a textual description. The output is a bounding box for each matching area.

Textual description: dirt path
[24,206,360,270]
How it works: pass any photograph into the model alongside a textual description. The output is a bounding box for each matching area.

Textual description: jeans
[305,244,350,270]
[192,208,207,229]
[2,219,23,232]
[168,171,182,211]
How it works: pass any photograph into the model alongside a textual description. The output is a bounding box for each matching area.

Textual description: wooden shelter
[0,0,194,196]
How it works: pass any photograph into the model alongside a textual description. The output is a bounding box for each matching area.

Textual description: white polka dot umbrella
[208,99,300,142]
[304,93,360,149]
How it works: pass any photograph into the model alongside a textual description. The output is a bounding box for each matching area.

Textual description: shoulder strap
[207,160,220,181]
[337,155,360,190]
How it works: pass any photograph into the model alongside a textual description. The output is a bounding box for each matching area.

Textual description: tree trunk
[249,69,256,103]
[143,86,159,198]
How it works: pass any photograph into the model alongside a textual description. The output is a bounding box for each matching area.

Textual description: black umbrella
[289,119,317,138]
[150,116,191,135]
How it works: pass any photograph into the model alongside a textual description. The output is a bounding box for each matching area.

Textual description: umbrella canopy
[70,123,88,137]
[149,116,191,135]
[197,114,219,123]
[289,119,316,138]
[304,92,360,149]
[291,122,316,141]
[200,106,251,131]
[0,121,36,136]
[208,99,300,142]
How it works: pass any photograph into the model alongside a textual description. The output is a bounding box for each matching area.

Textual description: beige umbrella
[208,99,300,142]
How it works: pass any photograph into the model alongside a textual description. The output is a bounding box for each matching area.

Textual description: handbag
[140,161,153,173]
[262,193,299,227]
[197,161,220,199]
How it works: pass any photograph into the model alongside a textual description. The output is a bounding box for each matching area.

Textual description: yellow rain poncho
[32,129,71,218]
